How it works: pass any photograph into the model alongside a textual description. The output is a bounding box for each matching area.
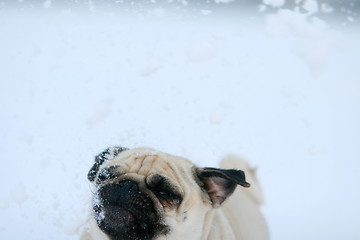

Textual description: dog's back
[220,155,269,240]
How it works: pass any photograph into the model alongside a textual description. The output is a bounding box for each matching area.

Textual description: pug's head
[87,147,250,240]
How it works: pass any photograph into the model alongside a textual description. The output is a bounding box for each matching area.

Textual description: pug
[80,147,269,240]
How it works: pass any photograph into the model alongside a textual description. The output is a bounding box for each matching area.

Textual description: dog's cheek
[158,198,181,210]
[164,217,177,229]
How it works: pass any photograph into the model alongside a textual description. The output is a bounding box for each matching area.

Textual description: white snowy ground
[0,1,360,240]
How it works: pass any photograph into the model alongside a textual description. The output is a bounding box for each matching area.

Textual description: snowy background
[0,0,359,239]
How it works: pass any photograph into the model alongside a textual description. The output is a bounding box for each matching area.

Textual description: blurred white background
[0,0,359,239]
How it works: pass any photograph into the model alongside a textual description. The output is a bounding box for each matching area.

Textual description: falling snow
[1,1,359,240]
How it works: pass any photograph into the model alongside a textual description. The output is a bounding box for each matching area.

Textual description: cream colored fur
[80,149,269,240]
[202,155,269,240]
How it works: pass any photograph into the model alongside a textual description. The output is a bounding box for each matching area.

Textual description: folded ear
[195,167,250,207]
[88,146,128,182]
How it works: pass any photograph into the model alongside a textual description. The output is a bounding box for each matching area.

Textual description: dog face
[87,147,250,240]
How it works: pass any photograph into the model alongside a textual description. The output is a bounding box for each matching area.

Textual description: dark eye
[157,189,174,199]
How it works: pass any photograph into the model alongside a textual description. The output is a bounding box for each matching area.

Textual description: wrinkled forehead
[105,148,195,180]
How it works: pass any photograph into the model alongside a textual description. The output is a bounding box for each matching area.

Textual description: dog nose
[118,180,138,192]
[100,181,139,205]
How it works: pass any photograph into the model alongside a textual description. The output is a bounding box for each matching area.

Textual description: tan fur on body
[201,156,269,240]
[80,148,269,240]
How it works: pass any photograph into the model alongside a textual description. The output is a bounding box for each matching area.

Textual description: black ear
[88,146,128,182]
[196,167,250,207]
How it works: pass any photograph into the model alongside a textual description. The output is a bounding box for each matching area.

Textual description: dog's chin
[96,205,159,240]
[101,205,135,230]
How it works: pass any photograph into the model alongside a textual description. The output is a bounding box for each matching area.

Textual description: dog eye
[157,190,175,199]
